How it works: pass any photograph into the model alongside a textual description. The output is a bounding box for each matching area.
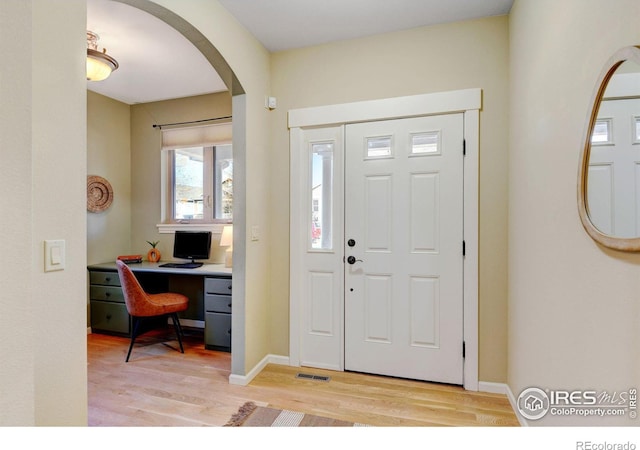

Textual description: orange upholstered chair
[116,260,189,362]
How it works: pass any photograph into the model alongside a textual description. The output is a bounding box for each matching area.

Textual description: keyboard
[158,262,203,269]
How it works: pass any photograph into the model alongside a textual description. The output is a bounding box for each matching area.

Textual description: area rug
[224,401,370,427]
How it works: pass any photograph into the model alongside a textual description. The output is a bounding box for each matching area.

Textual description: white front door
[344,114,464,384]
[289,90,481,389]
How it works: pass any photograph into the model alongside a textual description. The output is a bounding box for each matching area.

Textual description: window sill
[157,223,230,234]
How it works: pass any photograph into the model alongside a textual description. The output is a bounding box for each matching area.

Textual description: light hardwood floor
[88,329,519,427]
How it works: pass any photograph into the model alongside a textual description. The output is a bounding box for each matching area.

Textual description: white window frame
[168,145,214,221]
[157,123,232,234]
[161,146,232,224]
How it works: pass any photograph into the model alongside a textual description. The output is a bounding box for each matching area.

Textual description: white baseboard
[228,354,290,386]
[478,381,509,394]
[506,386,528,427]
[479,381,528,427]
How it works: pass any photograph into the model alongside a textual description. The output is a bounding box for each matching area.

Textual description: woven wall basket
[87,175,114,212]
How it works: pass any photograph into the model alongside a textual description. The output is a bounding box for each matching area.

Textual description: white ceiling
[87,0,514,105]
[218,0,514,53]
[86,0,227,104]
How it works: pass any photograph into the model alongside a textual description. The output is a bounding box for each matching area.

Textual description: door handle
[346,256,363,265]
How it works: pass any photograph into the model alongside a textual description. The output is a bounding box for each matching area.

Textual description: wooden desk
[87,262,232,351]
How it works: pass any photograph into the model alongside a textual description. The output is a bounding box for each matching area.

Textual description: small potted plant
[146,240,161,263]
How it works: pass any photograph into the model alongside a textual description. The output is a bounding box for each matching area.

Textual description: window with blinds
[161,122,232,224]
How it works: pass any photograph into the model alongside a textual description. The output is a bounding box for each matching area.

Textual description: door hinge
[462,240,466,256]
[463,139,466,156]
[462,341,466,358]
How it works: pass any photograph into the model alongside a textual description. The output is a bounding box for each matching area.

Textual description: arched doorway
[110,0,247,376]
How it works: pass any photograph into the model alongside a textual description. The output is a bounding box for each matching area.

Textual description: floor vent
[296,372,331,382]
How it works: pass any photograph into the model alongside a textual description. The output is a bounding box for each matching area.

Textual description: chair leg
[126,317,141,362]
[170,313,184,354]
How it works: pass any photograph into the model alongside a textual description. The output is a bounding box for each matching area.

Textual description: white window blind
[161,122,232,150]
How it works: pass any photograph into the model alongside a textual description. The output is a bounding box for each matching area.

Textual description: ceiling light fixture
[86,31,118,81]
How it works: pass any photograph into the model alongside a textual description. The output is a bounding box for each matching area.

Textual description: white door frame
[289,89,481,391]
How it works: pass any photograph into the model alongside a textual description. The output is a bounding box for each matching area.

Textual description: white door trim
[289,89,480,128]
[289,89,481,390]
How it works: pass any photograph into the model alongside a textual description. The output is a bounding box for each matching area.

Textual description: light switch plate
[44,239,65,272]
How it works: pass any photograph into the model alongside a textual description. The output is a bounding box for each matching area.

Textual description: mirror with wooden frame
[578,46,640,251]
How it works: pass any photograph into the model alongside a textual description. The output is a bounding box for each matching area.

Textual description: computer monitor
[173,231,212,263]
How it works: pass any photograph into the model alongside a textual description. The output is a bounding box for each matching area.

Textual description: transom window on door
[160,122,232,227]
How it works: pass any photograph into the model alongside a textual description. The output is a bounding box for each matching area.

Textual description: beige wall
[1,0,34,425]
[87,91,131,265]
[509,0,640,425]
[269,16,511,383]
[0,0,87,425]
[129,92,231,263]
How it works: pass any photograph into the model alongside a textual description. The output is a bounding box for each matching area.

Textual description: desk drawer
[205,312,231,348]
[91,300,129,334]
[205,277,232,295]
[90,271,121,287]
[205,294,232,313]
[90,285,125,303]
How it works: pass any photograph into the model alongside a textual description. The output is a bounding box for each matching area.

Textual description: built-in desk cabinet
[88,264,231,352]
[204,277,232,351]
[89,271,130,335]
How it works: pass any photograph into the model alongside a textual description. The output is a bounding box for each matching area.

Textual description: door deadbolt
[347,239,356,247]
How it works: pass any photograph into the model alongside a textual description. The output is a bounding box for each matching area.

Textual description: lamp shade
[87,49,118,81]
[219,225,233,247]
[86,31,118,81]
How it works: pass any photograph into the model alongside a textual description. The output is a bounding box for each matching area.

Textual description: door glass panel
[311,142,334,250]
[592,118,613,145]
[366,136,392,158]
[411,131,440,155]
